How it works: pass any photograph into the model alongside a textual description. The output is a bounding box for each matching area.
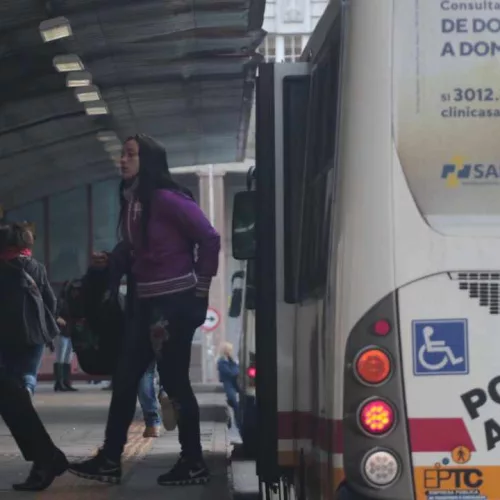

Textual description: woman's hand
[56,317,67,328]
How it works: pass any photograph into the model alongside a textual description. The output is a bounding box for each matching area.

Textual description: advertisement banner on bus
[393,0,500,220]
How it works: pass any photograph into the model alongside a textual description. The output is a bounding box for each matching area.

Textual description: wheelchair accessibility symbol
[412,319,469,376]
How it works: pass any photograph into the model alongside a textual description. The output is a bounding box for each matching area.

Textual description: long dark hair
[118,134,194,247]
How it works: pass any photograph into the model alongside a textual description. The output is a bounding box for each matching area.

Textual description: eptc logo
[441,156,500,187]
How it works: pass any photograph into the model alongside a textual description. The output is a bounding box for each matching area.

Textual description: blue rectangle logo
[412,319,469,376]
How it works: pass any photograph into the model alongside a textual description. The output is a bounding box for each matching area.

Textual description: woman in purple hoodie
[69,134,220,486]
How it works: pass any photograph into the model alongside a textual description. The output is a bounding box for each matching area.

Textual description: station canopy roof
[0,0,265,208]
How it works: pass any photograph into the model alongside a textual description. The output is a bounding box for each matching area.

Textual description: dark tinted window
[283,74,311,303]
[49,187,89,282]
[298,24,342,300]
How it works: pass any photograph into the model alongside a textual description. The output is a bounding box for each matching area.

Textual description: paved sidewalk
[0,384,229,500]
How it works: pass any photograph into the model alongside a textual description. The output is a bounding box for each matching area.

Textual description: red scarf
[0,247,32,261]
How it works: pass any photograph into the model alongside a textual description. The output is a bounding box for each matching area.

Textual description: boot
[12,448,68,491]
[62,363,78,392]
[53,363,67,392]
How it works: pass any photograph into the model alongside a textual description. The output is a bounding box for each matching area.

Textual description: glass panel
[6,201,46,264]
[284,35,293,61]
[92,178,120,252]
[294,35,303,58]
[299,23,342,299]
[266,35,276,62]
[282,74,311,303]
[49,187,88,283]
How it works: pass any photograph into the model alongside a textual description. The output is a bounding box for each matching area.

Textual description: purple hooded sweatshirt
[112,187,220,299]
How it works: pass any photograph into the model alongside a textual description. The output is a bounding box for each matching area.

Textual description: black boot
[62,363,78,392]
[12,448,68,491]
[53,363,67,392]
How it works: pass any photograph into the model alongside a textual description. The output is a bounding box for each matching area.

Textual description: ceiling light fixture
[53,54,84,72]
[96,131,118,142]
[39,17,72,42]
[104,141,122,153]
[66,71,92,87]
[75,85,101,102]
[84,101,109,115]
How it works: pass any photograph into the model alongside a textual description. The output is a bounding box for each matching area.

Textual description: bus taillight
[362,449,400,487]
[248,367,256,379]
[372,319,391,336]
[358,399,395,435]
[354,348,392,385]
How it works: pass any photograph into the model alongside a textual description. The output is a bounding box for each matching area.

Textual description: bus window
[283,74,311,304]
[298,29,342,300]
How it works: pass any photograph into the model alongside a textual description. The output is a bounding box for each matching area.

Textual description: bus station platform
[0,384,234,500]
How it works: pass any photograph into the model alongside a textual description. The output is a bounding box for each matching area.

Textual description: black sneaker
[157,456,209,486]
[68,450,121,484]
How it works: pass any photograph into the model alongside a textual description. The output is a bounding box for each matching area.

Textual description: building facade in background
[3,0,327,383]
[258,0,327,62]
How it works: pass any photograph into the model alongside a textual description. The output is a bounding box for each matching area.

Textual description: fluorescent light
[104,141,122,153]
[39,17,72,42]
[53,54,84,72]
[75,85,101,102]
[84,101,109,115]
[66,71,92,87]
[97,131,118,142]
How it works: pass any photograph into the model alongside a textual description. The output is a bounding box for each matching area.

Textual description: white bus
[232,0,500,499]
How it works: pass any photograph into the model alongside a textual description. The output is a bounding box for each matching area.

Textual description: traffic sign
[202,307,220,332]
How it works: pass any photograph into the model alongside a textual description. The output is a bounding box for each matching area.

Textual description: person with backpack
[0,223,68,490]
[64,265,163,437]
[69,134,220,487]
[0,223,60,396]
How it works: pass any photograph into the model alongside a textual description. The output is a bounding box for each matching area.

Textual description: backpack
[69,267,124,376]
[0,260,58,348]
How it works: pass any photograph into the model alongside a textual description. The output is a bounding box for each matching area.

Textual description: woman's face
[120,139,140,180]
[24,229,34,247]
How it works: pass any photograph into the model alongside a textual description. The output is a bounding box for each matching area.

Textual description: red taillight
[355,348,391,385]
[373,319,391,336]
[359,399,395,435]
[247,367,256,379]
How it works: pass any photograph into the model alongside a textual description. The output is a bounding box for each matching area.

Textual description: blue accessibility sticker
[412,319,469,376]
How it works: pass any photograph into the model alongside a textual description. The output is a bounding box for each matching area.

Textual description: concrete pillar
[197,167,227,382]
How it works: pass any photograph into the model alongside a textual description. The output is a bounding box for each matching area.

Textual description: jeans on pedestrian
[102,289,201,462]
[55,335,73,364]
[137,361,161,427]
[0,344,45,395]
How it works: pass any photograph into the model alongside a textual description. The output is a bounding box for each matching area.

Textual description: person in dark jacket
[0,223,68,491]
[69,134,220,487]
[217,342,241,434]
[0,224,58,395]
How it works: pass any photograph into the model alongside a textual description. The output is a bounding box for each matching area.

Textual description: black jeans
[0,369,58,463]
[103,290,202,462]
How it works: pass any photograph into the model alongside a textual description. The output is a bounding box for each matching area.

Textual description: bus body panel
[399,274,500,500]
